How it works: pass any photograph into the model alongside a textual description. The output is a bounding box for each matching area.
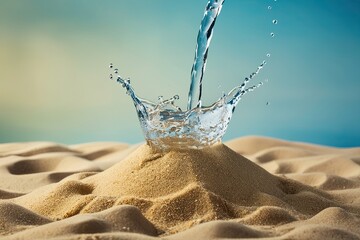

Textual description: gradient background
[1,0,359,147]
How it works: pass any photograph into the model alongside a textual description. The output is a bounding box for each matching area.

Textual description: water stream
[108,0,274,151]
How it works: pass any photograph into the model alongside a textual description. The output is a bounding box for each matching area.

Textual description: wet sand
[0,136,359,240]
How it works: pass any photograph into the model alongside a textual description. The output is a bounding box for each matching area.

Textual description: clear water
[187,0,225,110]
[109,0,273,151]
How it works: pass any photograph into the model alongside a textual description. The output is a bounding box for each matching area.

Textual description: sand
[0,136,359,240]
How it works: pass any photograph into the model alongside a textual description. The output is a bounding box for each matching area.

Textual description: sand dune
[0,136,359,239]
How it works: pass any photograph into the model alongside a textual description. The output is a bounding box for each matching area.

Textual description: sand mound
[0,202,52,236]
[1,137,360,239]
[88,144,283,201]
[3,205,157,240]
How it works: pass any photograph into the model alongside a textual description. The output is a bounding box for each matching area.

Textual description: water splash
[108,1,272,151]
[109,60,266,151]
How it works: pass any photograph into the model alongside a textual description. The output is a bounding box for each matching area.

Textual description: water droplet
[270,32,275,38]
[267,53,271,57]
[158,96,164,101]
[109,74,113,80]
[174,95,179,100]
[268,6,272,10]
[272,19,278,24]
[109,63,113,69]
[266,102,270,106]
[114,68,119,74]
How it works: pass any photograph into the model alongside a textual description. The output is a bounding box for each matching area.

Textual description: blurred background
[1,0,359,147]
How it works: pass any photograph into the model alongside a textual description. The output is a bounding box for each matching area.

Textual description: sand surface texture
[0,136,359,240]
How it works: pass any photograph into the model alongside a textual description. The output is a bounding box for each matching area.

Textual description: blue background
[0,0,359,147]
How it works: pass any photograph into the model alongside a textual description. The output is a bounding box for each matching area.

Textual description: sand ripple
[0,136,359,239]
